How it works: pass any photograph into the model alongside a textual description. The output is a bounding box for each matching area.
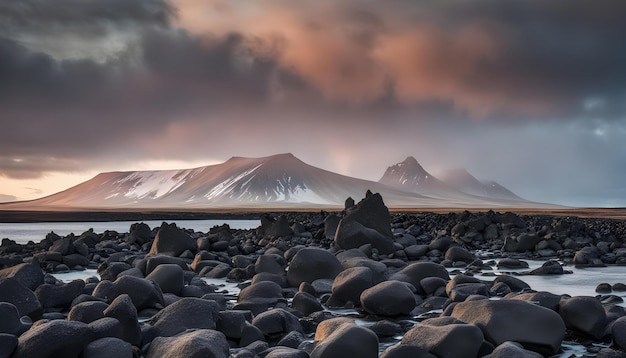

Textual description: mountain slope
[436,168,523,201]
[19,154,433,208]
[4,153,550,209]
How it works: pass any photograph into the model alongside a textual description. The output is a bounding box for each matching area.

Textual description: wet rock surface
[1,193,626,357]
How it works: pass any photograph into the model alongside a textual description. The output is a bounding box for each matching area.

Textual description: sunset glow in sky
[1,0,626,206]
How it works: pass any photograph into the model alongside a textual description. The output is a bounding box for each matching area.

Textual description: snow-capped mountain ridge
[4,153,546,209]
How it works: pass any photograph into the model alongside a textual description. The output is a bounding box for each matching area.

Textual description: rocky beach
[1,192,626,358]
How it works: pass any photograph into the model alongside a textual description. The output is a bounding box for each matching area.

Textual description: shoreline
[1,206,625,223]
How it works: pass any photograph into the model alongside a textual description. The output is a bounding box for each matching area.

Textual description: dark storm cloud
[0,26,304,178]
[0,0,174,35]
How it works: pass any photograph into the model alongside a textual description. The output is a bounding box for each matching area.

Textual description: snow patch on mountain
[115,170,191,200]
[204,163,264,201]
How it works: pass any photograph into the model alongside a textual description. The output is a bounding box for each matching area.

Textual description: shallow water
[487,260,626,303]
[0,219,260,244]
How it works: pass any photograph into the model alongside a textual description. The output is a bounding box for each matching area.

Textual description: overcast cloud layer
[1,0,625,206]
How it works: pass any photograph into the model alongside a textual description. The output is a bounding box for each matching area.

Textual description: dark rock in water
[612,316,626,350]
[93,275,164,310]
[597,348,626,358]
[0,333,18,358]
[146,329,229,358]
[401,317,484,358]
[13,320,94,358]
[369,320,403,338]
[255,254,286,275]
[360,280,416,316]
[419,277,447,296]
[126,222,152,245]
[613,283,626,291]
[0,263,44,290]
[286,248,342,287]
[145,255,189,275]
[63,253,90,268]
[0,278,42,319]
[0,302,30,336]
[507,291,563,312]
[217,310,252,339]
[67,301,109,324]
[258,215,293,238]
[324,215,341,241]
[491,275,530,293]
[524,260,567,275]
[503,233,541,252]
[573,246,603,266]
[238,280,284,308]
[251,272,288,288]
[265,346,308,358]
[335,220,394,254]
[380,344,436,358]
[81,337,133,358]
[334,193,394,254]
[483,341,543,358]
[596,282,613,294]
[49,236,74,256]
[252,308,303,338]
[559,296,607,339]
[428,236,454,252]
[88,317,124,341]
[310,319,378,358]
[291,291,323,316]
[145,263,184,295]
[34,279,85,309]
[149,222,196,257]
[345,197,355,209]
[444,246,475,264]
[389,262,450,293]
[329,266,376,306]
[149,297,220,337]
[446,275,490,302]
[404,244,429,259]
[496,258,529,269]
[451,299,565,356]
[103,294,142,346]
[98,262,132,281]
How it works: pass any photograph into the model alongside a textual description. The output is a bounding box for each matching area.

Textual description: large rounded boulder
[0,263,44,291]
[451,299,565,356]
[389,262,450,293]
[13,320,94,358]
[149,297,220,337]
[329,267,376,306]
[360,280,416,316]
[559,296,607,339]
[401,317,484,358]
[310,319,378,358]
[287,248,342,287]
[146,329,228,358]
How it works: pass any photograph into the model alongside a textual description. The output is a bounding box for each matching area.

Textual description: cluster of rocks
[0,192,626,357]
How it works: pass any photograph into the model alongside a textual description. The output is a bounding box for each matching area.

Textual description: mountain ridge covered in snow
[3,153,549,209]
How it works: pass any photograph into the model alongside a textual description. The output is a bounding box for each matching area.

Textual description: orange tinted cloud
[171,0,566,116]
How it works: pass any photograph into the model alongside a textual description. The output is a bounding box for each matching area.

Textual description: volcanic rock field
[1,192,626,357]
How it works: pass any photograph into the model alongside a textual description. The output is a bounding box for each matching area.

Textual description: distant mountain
[436,168,523,201]
[378,156,458,195]
[13,154,434,209]
[3,153,549,209]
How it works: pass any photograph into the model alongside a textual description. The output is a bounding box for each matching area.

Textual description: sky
[1,0,626,207]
